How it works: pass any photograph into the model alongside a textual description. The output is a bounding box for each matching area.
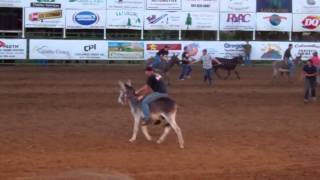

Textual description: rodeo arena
[1,0,320,179]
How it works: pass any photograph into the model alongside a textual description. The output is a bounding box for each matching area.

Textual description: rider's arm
[136,84,152,100]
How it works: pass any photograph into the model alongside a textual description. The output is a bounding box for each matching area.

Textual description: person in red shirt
[310,51,320,84]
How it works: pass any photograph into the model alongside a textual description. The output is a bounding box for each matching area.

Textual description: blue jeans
[304,78,316,100]
[203,68,213,85]
[179,64,192,79]
[150,55,161,67]
[141,92,168,121]
[244,54,251,66]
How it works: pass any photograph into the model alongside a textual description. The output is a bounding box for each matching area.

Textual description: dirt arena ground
[0,64,319,180]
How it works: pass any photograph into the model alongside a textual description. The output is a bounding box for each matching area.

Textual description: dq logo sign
[73,11,99,26]
[302,16,320,29]
[227,14,251,22]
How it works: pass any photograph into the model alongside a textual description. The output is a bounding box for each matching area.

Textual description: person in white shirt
[199,49,221,86]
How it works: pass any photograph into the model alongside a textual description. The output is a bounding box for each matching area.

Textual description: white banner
[182,0,219,12]
[0,39,26,59]
[107,0,144,10]
[146,0,181,10]
[144,41,182,60]
[293,0,320,13]
[292,42,320,60]
[180,12,219,31]
[293,14,320,32]
[251,41,289,61]
[220,12,256,31]
[144,11,180,30]
[108,41,144,60]
[256,13,292,32]
[106,10,143,30]
[220,0,256,12]
[65,0,106,9]
[66,10,106,29]
[0,0,25,7]
[30,40,107,60]
[25,8,65,28]
[26,0,64,8]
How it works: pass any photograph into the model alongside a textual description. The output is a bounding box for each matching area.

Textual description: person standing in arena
[243,41,252,66]
[178,46,193,80]
[302,60,317,103]
[199,49,221,86]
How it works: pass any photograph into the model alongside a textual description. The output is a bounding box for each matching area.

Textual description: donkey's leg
[234,70,240,80]
[224,70,231,80]
[141,125,152,141]
[166,113,184,149]
[215,69,222,79]
[157,123,171,144]
[129,116,140,143]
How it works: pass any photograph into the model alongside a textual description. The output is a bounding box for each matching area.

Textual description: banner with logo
[144,11,180,30]
[250,41,289,60]
[146,0,181,10]
[0,39,26,59]
[257,0,292,12]
[30,40,107,60]
[293,0,320,13]
[220,0,256,12]
[180,12,219,31]
[65,0,106,9]
[66,10,106,29]
[144,41,182,60]
[108,41,144,60]
[106,10,143,30]
[0,0,25,7]
[220,12,256,31]
[107,0,144,10]
[26,0,64,8]
[293,14,320,32]
[292,42,320,60]
[25,8,65,28]
[182,0,219,12]
[256,13,292,32]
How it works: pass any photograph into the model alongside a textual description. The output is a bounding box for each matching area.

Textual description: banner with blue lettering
[66,9,106,29]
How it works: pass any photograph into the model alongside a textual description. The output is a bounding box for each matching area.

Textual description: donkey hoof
[129,138,136,143]
[156,140,163,144]
[179,145,185,149]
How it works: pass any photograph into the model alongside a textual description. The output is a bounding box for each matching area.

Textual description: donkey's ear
[118,81,125,89]
[126,79,132,86]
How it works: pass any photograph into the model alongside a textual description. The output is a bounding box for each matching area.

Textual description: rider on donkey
[136,67,168,125]
[150,45,169,68]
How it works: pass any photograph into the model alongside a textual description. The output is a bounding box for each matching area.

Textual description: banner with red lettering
[293,14,320,32]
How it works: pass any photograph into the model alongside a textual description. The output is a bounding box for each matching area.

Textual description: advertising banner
[30,40,107,60]
[293,0,320,13]
[256,13,292,32]
[293,14,320,32]
[144,41,182,60]
[220,12,256,31]
[107,0,144,10]
[108,41,144,60]
[66,10,106,29]
[26,0,64,8]
[65,0,106,9]
[250,41,289,60]
[0,0,25,7]
[106,10,143,30]
[292,42,320,60]
[182,0,219,12]
[180,12,219,31]
[25,8,65,28]
[146,0,181,10]
[0,39,26,59]
[257,0,292,12]
[144,11,180,30]
[220,0,256,12]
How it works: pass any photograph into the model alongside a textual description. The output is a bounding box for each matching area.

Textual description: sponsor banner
[180,12,219,31]
[293,14,320,32]
[257,0,292,12]
[144,41,182,60]
[220,12,256,31]
[220,0,256,12]
[144,11,180,30]
[0,39,26,59]
[0,0,25,7]
[293,0,320,13]
[107,0,144,10]
[251,41,289,60]
[106,10,143,30]
[30,40,107,60]
[25,8,65,28]
[146,0,181,10]
[65,0,106,9]
[256,13,292,32]
[66,10,106,29]
[292,42,320,60]
[182,0,219,12]
[26,0,64,8]
[108,41,144,60]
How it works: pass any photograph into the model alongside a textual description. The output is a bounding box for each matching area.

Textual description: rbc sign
[227,14,251,22]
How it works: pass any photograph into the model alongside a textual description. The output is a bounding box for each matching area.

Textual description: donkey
[118,80,184,149]
[146,55,180,85]
[213,56,244,80]
[272,56,302,80]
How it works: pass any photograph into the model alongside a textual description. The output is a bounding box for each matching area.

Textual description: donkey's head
[170,54,180,65]
[118,80,136,105]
